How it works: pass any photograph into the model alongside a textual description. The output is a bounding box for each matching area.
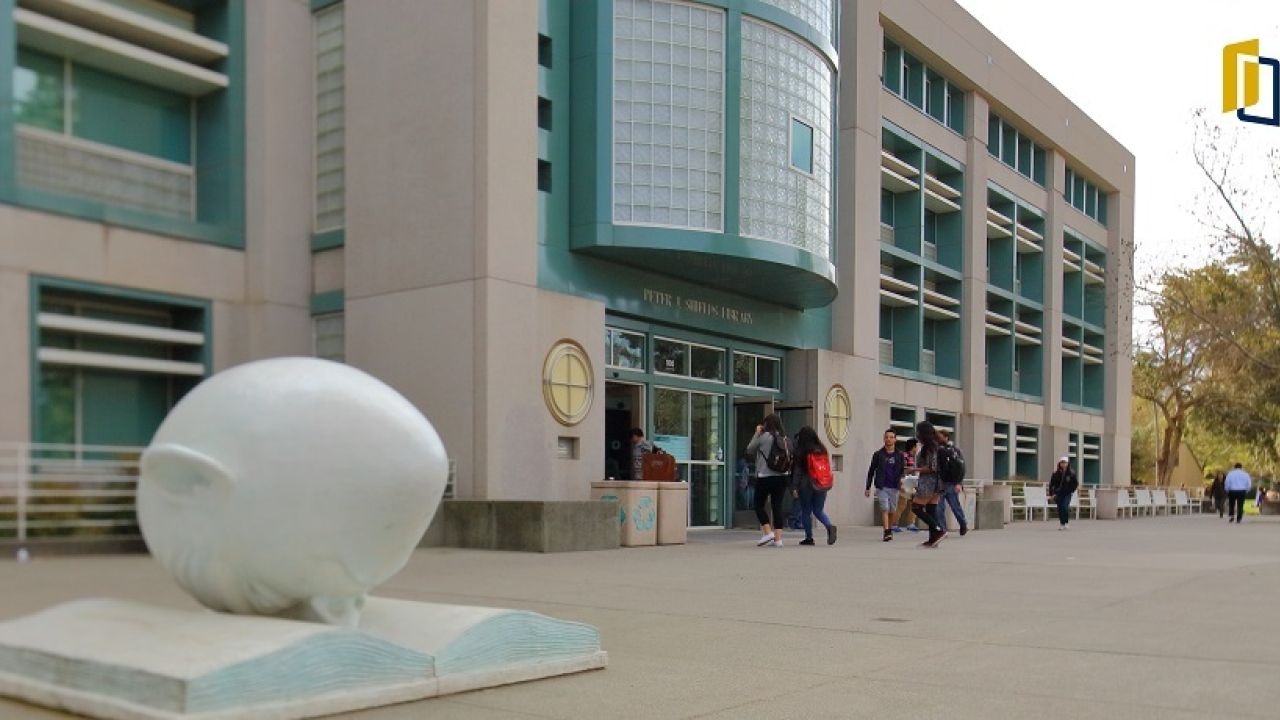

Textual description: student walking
[1210,471,1227,518]
[792,426,836,546]
[935,430,968,536]
[865,429,908,542]
[912,421,947,547]
[1048,457,1079,530]
[746,413,791,546]
[1224,463,1251,524]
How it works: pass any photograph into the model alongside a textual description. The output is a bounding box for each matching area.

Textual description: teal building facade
[0,0,1133,534]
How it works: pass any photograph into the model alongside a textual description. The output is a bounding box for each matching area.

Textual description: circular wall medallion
[824,384,850,447]
[543,340,594,426]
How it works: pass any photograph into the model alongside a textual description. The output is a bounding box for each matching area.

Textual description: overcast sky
[954,0,1280,280]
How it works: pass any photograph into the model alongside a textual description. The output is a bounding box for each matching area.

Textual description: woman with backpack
[746,413,791,547]
[791,426,837,546]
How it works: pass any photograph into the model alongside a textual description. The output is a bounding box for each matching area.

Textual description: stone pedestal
[1095,488,1122,519]
[0,598,607,720]
[984,484,1013,524]
[975,499,1004,530]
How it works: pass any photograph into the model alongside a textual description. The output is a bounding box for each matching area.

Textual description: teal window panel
[882,40,901,94]
[790,117,813,173]
[14,47,63,132]
[946,85,964,133]
[80,369,172,447]
[72,64,192,163]
[37,367,76,445]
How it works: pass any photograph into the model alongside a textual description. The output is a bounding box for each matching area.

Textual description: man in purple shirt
[866,429,907,542]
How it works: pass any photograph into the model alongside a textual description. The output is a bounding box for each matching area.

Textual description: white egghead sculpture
[136,357,448,627]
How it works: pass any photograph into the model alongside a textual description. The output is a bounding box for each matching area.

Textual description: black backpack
[937,445,965,484]
[765,431,793,473]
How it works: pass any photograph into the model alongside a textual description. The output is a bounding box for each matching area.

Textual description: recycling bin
[591,481,659,547]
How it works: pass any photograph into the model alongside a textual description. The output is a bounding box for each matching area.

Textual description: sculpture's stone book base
[0,598,607,720]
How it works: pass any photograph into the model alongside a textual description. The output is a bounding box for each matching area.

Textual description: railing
[0,443,144,543]
[988,479,1207,520]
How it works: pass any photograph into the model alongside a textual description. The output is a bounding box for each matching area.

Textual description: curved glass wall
[755,0,834,42]
[739,19,834,259]
[613,0,726,231]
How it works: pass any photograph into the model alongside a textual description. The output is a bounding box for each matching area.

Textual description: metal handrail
[0,443,144,543]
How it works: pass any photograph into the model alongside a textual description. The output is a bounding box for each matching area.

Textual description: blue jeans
[798,484,833,537]
[1055,491,1073,525]
[937,482,967,529]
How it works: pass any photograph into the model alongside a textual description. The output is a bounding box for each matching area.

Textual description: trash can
[591,481,659,547]
[657,481,689,545]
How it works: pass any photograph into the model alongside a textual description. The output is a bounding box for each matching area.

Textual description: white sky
[954,0,1280,281]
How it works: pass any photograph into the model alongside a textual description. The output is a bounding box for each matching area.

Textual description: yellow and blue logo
[1224,39,1279,126]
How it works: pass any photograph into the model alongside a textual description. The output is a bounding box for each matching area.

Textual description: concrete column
[239,0,313,362]
[345,1,604,501]
[1105,168,1136,486]
[0,269,29,443]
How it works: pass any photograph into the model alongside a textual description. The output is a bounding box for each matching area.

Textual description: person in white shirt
[1224,463,1252,524]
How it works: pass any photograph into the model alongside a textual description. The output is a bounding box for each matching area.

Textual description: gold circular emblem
[543,340,594,425]
[824,384,851,447]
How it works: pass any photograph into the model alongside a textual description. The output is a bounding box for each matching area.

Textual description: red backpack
[807,451,834,491]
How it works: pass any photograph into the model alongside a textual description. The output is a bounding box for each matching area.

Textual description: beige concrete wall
[345,0,542,300]
[788,349,876,526]
[345,0,566,501]
[480,285,604,501]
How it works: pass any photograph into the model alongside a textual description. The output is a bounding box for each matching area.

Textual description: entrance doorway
[653,386,724,527]
[604,382,644,479]
[732,399,771,529]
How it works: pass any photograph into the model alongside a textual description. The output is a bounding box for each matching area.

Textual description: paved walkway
[3,513,1279,719]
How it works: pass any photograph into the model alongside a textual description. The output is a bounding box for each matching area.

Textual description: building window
[606,327,647,370]
[313,313,345,363]
[732,351,781,391]
[882,38,965,134]
[315,3,345,233]
[790,117,814,174]
[1064,168,1108,224]
[612,0,726,231]
[987,114,1046,186]
[654,337,726,382]
[754,0,835,42]
[740,19,834,257]
[11,1,231,224]
[34,282,207,448]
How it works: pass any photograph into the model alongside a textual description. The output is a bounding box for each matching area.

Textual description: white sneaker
[756,533,774,546]
[1063,524,1070,530]
[772,539,784,547]
[1058,526,1065,531]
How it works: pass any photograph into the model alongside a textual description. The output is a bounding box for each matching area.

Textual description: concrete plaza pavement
[2,512,1278,719]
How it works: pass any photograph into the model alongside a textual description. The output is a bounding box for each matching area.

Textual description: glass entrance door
[654,386,724,527]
